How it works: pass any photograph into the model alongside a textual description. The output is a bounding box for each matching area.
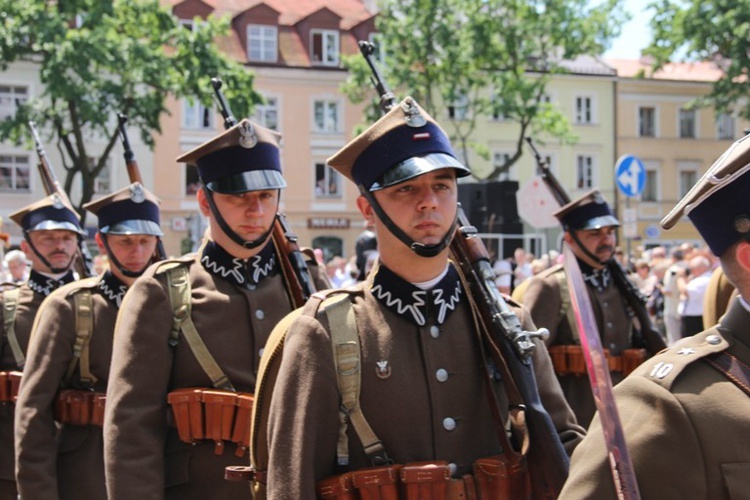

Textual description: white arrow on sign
[615,155,646,198]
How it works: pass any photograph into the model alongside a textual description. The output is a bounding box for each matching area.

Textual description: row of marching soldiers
[0,96,747,500]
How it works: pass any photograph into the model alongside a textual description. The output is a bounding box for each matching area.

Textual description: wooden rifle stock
[209,77,317,304]
[450,207,569,499]
[116,113,167,260]
[525,136,665,354]
[28,121,96,277]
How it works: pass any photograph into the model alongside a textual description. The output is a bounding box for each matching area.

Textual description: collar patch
[200,240,277,290]
[370,264,462,326]
[98,271,127,308]
[27,269,76,297]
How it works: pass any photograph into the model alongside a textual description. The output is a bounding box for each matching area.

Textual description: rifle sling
[705,351,750,398]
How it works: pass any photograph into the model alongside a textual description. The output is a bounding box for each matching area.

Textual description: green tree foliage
[342,0,627,180]
[646,0,750,119]
[0,0,260,221]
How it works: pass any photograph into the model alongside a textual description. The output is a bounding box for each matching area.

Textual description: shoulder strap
[705,351,750,397]
[165,264,234,391]
[325,294,389,467]
[553,268,578,342]
[64,289,95,387]
[3,287,25,368]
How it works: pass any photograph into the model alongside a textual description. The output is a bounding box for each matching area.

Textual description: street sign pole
[615,155,647,262]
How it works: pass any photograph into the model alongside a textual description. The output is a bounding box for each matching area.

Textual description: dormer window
[310,29,339,66]
[248,24,278,63]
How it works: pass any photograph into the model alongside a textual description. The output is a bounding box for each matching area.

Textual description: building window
[185,164,200,196]
[247,24,277,63]
[315,162,341,198]
[254,97,279,130]
[310,29,339,66]
[493,152,515,181]
[642,169,658,202]
[717,113,735,140]
[179,18,196,31]
[575,96,593,124]
[313,99,340,133]
[93,158,111,194]
[576,154,594,189]
[448,93,470,121]
[182,99,214,130]
[639,106,656,137]
[0,85,29,120]
[0,154,31,192]
[679,169,697,197]
[679,108,696,139]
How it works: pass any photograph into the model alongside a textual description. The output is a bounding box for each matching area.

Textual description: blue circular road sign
[615,155,646,198]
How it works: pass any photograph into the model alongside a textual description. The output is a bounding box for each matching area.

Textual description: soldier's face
[23,229,78,272]
[566,226,616,267]
[198,187,278,255]
[100,233,158,283]
[362,169,458,247]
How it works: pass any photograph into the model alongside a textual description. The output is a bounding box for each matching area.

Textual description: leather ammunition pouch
[167,387,254,457]
[548,345,647,377]
[54,389,107,426]
[0,371,22,403]
[315,456,528,500]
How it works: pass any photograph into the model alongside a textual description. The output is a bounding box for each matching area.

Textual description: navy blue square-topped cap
[176,119,286,194]
[554,190,620,230]
[662,133,750,256]
[327,97,470,192]
[10,194,84,235]
[83,183,163,236]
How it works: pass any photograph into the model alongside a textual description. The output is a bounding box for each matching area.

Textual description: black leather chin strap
[203,188,277,250]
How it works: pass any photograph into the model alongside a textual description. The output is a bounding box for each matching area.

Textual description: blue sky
[603,0,652,59]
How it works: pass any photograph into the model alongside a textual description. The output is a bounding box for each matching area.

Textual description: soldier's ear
[735,240,750,273]
[196,187,211,217]
[356,195,374,224]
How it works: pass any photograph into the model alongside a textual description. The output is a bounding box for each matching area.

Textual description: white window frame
[716,112,735,140]
[678,108,697,139]
[576,154,596,190]
[310,29,339,66]
[448,93,470,121]
[247,24,278,63]
[0,85,29,121]
[638,105,657,138]
[182,99,214,130]
[574,94,595,125]
[639,165,660,203]
[677,161,700,198]
[0,153,31,193]
[93,158,112,194]
[493,151,516,181]
[314,162,341,199]
[312,98,341,133]
[254,95,280,131]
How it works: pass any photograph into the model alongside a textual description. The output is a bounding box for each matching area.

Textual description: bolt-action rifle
[116,113,167,260]
[28,121,96,277]
[359,40,570,499]
[210,78,317,307]
[525,137,666,355]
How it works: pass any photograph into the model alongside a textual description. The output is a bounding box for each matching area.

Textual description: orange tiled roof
[605,58,725,82]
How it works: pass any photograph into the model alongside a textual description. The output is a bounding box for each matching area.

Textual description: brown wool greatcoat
[522,264,634,427]
[266,270,586,499]
[0,282,52,499]
[15,275,117,500]
[559,298,750,499]
[104,249,297,500]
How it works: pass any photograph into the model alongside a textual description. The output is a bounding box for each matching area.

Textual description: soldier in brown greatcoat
[103,120,327,500]
[559,121,750,500]
[521,192,647,427]
[0,195,83,499]
[265,98,585,499]
[14,183,163,500]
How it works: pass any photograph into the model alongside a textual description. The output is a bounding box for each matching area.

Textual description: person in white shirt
[677,255,712,337]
